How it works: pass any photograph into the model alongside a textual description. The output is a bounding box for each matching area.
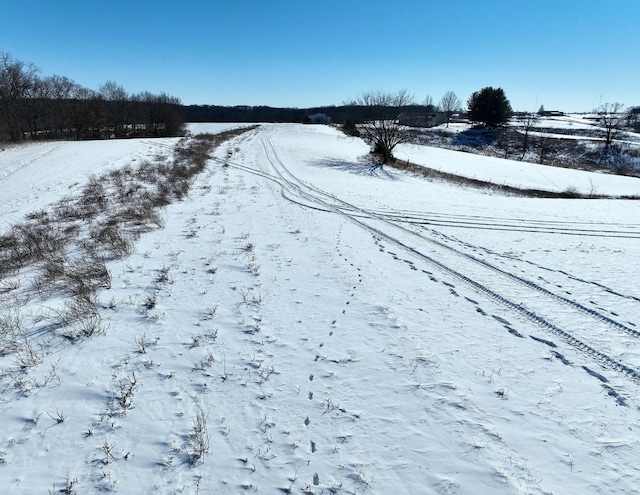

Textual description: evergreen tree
[466,87,512,128]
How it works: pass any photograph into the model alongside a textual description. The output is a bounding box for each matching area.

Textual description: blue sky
[1,0,638,112]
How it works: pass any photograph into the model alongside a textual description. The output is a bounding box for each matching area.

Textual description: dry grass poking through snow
[0,127,255,398]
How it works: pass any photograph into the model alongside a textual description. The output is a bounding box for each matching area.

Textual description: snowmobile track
[220,127,640,385]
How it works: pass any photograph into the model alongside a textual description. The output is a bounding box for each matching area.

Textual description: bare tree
[423,94,435,112]
[423,94,437,127]
[439,90,460,127]
[0,52,39,141]
[99,80,127,102]
[596,102,626,149]
[347,89,415,164]
[517,112,539,159]
[23,75,52,139]
[534,135,555,164]
[99,81,129,137]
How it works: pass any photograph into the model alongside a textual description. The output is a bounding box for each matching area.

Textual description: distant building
[398,111,446,128]
[539,110,565,117]
[305,113,331,124]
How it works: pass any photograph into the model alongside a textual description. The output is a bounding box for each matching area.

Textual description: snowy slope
[0,138,180,230]
[1,124,640,494]
[394,143,640,196]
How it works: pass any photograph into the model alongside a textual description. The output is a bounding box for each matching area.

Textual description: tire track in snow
[424,228,640,305]
[201,126,639,387]
[361,207,640,238]
[241,127,640,386]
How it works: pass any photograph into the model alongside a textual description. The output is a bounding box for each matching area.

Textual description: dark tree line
[0,52,185,142]
[183,105,307,123]
[181,103,431,125]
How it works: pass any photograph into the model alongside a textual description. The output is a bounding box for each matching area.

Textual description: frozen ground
[1,123,640,494]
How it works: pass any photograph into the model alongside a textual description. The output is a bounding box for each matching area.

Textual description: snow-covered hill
[1,124,640,494]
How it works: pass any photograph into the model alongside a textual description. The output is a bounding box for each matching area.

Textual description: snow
[395,142,640,196]
[533,115,598,130]
[1,123,640,494]
[0,138,180,230]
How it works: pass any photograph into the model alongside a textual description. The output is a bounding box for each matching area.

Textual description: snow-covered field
[396,142,640,196]
[1,123,640,494]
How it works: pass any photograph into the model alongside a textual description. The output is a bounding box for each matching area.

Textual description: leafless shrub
[0,310,26,356]
[81,176,108,205]
[41,255,67,283]
[64,257,111,297]
[25,209,51,223]
[172,179,191,200]
[89,223,133,259]
[0,277,21,294]
[59,293,107,340]
[0,232,25,278]
[64,313,103,341]
[108,199,162,235]
[52,197,82,222]
[562,186,580,198]
[133,160,158,182]
[150,183,173,208]
[114,180,144,206]
[41,358,62,387]
[13,335,43,371]
[77,176,107,218]
[34,253,70,297]
[15,222,65,262]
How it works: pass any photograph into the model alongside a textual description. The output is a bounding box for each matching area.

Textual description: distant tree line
[181,103,438,126]
[0,52,185,142]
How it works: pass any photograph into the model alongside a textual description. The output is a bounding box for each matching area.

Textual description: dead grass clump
[0,126,257,367]
[15,222,65,262]
[114,372,138,412]
[0,310,26,357]
[59,293,107,340]
[64,257,111,297]
[77,176,108,217]
[189,403,210,465]
[37,254,68,295]
[150,183,173,208]
[0,233,25,278]
[133,160,158,182]
[89,222,134,260]
[24,209,51,223]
